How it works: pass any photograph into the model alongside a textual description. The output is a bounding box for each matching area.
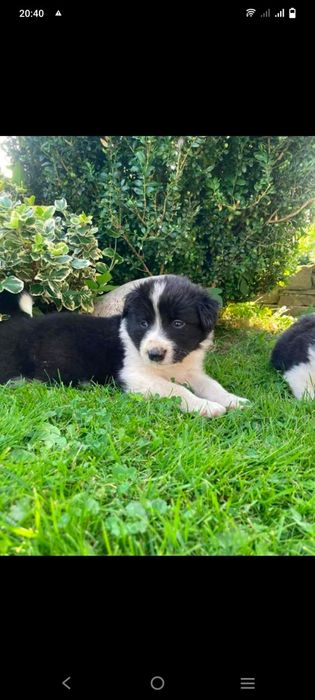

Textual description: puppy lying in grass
[0,276,249,418]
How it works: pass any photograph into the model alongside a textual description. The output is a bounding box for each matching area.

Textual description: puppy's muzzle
[147,348,167,363]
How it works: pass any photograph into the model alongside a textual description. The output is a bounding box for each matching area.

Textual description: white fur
[284,346,315,399]
[150,281,166,316]
[139,281,175,364]
[186,373,249,410]
[119,319,248,418]
[19,291,33,317]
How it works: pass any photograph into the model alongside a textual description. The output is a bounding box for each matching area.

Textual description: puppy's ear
[122,288,141,317]
[196,295,220,331]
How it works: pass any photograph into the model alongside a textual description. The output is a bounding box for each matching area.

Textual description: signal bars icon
[275,8,285,17]
[261,9,270,17]
[246,8,256,17]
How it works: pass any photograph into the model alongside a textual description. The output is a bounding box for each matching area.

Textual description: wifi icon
[246,8,256,16]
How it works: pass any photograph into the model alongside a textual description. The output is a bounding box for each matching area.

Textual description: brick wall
[257,265,315,314]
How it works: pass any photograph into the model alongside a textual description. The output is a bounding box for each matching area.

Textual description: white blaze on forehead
[150,280,166,322]
[145,280,167,339]
[139,280,173,362]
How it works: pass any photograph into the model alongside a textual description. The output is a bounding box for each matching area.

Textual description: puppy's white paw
[225,394,250,410]
[198,400,227,418]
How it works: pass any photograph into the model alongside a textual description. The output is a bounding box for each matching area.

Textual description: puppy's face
[122,277,219,366]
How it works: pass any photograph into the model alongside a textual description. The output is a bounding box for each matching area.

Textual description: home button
[150,676,165,691]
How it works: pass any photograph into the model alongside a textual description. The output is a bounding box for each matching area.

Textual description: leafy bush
[296,224,315,265]
[6,136,103,217]
[6,136,315,302]
[0,192,120,313]
[0,173,25,199]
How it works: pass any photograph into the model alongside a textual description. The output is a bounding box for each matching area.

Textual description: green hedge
[6,135,315,301]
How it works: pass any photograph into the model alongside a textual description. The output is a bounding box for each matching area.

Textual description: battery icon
[289,8,296,18]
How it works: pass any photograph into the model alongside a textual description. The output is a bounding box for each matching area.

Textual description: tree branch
[267,198,315,224]
[121,233,152,276]
[218,184,272,213]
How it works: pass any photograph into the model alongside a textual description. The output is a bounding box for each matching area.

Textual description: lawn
[0,304,314,556]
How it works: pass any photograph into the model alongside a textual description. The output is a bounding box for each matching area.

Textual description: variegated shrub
[0,193,121,313]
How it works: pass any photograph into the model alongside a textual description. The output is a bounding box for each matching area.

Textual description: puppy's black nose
[148,348,166,362]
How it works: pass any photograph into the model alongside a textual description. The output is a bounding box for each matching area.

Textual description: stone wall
[257,264,315,314]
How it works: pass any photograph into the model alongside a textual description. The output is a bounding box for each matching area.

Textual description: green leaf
[0,194,13,208]
[71,258,91,269]
[34,206,45,218]
[44,219,56,235]
[207,287,223,306]
[54,198,67,211]
[149,498,168,514]
[24,195,36,205]
[29,283,45,295]
[49,255,72,264]
[83,497,100,515]
[125,501,147,518]
[105,516,122,537]
[96,271,111,284]
[18,205,35,221]
[7,211,20,229]
[35,267,71,283]
[2,276,24,293]
[97,284,118,292]
[70,494,100,516]
[108,230,122,238]
[239,277,249,296]
[32,423,67,449]
[95,262,109,273]
[48,280,63,297]
[80,299,94,313]
[61,291,78,310]
[51,268,72,282]
[8,497,32,524]
[42,206,56,220]
[101,248,116,258]
[49,242,69,256]
[112,464,137,481]
[126,520,148,534]
[85,279,98,291]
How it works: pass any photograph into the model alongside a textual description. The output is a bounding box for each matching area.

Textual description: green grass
[0,305,314,556]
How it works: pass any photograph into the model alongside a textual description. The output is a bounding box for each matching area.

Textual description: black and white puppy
[0,290,33,318]
[271,313,315,399]
[0,275,248,417]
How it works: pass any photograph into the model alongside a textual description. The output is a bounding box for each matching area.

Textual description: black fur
[123,275,219,362]
[0,291,32,318]
[271,313,315,371]
[0,275,219,385]
[0,313,124,385]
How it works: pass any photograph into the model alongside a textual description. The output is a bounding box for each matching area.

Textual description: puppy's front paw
[225,394,251,410]
[198,400,227,418]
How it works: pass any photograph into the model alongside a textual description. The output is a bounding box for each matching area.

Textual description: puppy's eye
[172,319,185,328]
[140,320,149,328]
